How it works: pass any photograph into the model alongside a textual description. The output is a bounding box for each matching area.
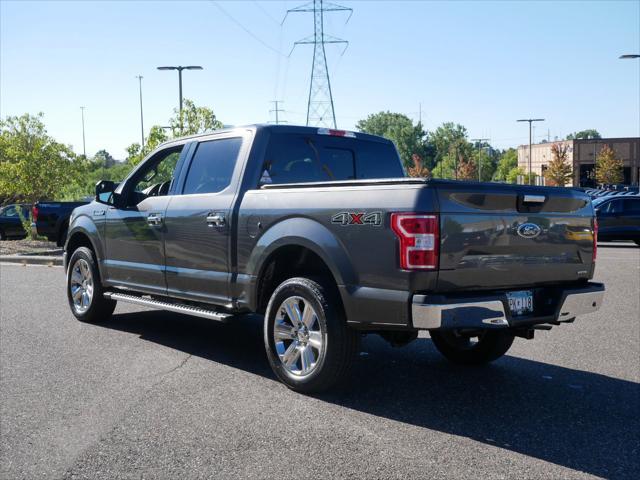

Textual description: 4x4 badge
[331,211,382,226]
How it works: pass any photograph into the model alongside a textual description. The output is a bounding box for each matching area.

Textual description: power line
[285,0,352,129]
[252,0,281,25]
[210,1,286,57]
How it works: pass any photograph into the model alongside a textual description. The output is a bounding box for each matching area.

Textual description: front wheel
[66,247,116,323]
[264,277,359,393]
[430,330,515,365]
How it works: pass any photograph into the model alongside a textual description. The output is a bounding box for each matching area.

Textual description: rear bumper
[412,282,605,330]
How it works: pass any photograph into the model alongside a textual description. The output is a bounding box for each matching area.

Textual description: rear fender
[245,217,357,310]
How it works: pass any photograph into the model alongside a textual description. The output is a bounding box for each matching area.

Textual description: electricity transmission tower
[284,0,352,128]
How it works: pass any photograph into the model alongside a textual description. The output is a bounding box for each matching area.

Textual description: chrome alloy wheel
[273,296,324,376]
[70,258,94,314]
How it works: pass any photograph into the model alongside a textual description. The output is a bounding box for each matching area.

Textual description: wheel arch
[246,217,357,313]
[65,217,105,278]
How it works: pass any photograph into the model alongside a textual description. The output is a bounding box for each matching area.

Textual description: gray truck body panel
[66,124,601,331]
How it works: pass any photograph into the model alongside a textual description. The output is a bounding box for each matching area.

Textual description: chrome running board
[104,292,233,322]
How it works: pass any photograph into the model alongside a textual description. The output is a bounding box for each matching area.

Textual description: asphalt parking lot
[1,243,638,479]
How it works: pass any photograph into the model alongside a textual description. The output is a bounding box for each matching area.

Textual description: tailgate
[435,183,595,291]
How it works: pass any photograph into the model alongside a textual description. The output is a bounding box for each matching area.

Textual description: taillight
[31,205,39,222]
[391,213,439,270]
[593,217,598,261]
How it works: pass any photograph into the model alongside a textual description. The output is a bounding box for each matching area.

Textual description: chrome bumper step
[411,282,605,330]
[104,292,233,322]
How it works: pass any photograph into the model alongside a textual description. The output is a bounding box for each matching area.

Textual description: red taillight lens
[391,213,439,270]
[31,205,39,222]
[593,217,598,261]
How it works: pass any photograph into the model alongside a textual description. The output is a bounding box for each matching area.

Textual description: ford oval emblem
[517,223,541,239]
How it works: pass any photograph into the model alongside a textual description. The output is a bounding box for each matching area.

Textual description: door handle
[147,213,163,227]
[206,213,226,227]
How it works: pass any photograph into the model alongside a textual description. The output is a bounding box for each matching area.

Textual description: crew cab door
[163,135,246,305]
[103,144,189,295]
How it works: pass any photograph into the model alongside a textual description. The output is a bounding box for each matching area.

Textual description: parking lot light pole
[80,106,86,158]
[517,118,545,185]
[471,138,490,182]
[157,65,203,133]
[136,75,144,149]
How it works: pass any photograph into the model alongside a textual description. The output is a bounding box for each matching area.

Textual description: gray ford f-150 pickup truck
[64,124,604,392]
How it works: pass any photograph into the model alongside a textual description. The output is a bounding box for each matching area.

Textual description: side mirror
[95,180,118,205]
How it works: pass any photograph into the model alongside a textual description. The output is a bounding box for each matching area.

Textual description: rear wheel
[66,247,116,323]
[0,230,5,241]
[430,329,514,365]
[264,277,359,393]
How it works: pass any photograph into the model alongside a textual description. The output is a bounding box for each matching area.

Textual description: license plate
[507,290,534,316]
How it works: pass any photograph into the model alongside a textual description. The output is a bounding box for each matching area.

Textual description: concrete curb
[0,255,63,266]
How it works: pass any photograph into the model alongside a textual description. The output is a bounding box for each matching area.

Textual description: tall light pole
[619,54,639,186]
[471,138,490,182]
[80,106,86,158]
[517,118,545,185]
[157,65,203,133]
[135,75,145,149]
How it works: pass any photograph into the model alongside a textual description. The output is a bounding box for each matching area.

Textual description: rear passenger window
[183,138,242,195]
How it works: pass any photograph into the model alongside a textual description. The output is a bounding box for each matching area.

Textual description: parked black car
[0,204,31,240]
[32,201,89,246]
[593,195,640,246]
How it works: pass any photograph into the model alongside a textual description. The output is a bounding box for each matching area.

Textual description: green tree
[356,111,428,168]
[472,146,497,182]
[493,148,518,181]
[429,122,471,165]
[125,99,223,166]
[595,144,623,184]
[0,113,84,203]
[93,149,116,168]
[566,129,601,140]
[169,99,224,137]
[506,166,523,183]
[545,143,573,186]
[125,125,169,166]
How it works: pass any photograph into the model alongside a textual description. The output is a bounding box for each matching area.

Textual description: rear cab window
[260,133,404,185]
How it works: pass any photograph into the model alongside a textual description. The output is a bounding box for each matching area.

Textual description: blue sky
[1,0,639,159]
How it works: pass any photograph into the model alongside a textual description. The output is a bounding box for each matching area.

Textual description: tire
[634,240,640,247]
[0,230,5,241]
[430,329,515,365]
[264,277,359,393]
[66,246,116,323]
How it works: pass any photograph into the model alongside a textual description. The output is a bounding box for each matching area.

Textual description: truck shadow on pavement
[104,310,639,479]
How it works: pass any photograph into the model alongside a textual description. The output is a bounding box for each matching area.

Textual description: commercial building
[517,137,640,187]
